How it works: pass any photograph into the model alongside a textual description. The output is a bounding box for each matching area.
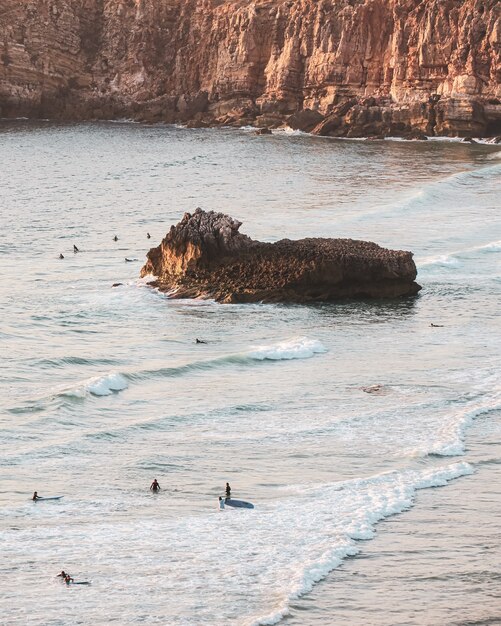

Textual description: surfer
[430,323,444,327]
[113,235,118,241]
[150,479,160,493]
[32,491,39,501]
[218,496,225,510]
[57,571,69,579]
[73,245,79,253]
[195,338,207,344]
[64,574,74,585]
[147,232,151,239]
[225,482,231,499]
[59,253,64,259]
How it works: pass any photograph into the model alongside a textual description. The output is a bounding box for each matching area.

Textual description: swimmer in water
[150,479,160,493]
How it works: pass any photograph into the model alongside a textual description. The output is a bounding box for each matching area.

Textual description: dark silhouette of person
[150,479,160,493]
[32,491,39,501]
[113,235,118,242]
[195,338,207,344]
[59,253,64,259]
[64,575,74,585]
[73,245,79,253]
[57,571,68,579]
[225,482,231,499]
[147,233,151,239]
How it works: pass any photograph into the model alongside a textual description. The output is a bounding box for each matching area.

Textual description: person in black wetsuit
[32,491,39,501]
[150,479,160,493]
[73,245,79,253]
[57,571,69,579]
[225,482,231,500]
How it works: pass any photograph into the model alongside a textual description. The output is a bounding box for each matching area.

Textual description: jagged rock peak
[167,208,253,256]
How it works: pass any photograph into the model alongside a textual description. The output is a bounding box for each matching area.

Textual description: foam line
[251,462,473,626]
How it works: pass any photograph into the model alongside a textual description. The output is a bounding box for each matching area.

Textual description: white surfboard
[33,496,64,501]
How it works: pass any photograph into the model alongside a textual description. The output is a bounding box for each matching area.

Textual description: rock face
[140,209,421,303]
[1,0,499,138]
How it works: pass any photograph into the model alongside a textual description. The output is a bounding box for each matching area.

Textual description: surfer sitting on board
[32,491,39,501]
[64,575,74,584]
[150,479,160,493]
[225,482,231,500]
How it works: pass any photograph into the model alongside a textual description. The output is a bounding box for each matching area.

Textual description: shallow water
[0,122,500,625]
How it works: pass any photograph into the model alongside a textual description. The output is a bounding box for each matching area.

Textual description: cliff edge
[1,0,499,137]
[140,208,421,303]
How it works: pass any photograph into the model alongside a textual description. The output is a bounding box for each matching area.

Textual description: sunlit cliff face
[0,0,500,136]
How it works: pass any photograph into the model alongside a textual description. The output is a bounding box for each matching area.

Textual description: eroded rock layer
[140,208,421,303]
[1,0,500,137]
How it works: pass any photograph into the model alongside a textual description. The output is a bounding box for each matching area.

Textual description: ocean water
[0,121,500,625]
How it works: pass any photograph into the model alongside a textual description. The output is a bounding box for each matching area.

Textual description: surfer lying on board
[150,479,160,493]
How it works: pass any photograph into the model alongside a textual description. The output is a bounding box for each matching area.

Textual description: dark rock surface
[141,209,421,304]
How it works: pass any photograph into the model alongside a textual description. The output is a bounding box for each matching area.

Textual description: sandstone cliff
[140,208,421,302]
[0,0,500,137]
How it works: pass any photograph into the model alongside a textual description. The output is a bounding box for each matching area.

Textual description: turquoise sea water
[0,122,500,625]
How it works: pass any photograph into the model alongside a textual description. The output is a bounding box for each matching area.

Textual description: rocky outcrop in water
[140,209,421,303]
[1,0,499,138]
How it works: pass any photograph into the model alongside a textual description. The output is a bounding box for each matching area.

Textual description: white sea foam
[474,239,501,253]
[61,372,128,398]
[404,392,501,458]
[248,337,327,361]
[280,127,309,136]
[418,239,501,269]
[249,462,473,625]
[10,460,470,626]
[418,254,461,268]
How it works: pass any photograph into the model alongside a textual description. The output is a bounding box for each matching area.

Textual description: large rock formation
[0,0,499,137]
[140,208,421,303]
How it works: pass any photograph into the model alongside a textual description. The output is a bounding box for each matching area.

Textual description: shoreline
[1,117,501,146]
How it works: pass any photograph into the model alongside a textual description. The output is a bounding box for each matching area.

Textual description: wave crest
[248,337,327,361]
[61,372,128,398]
